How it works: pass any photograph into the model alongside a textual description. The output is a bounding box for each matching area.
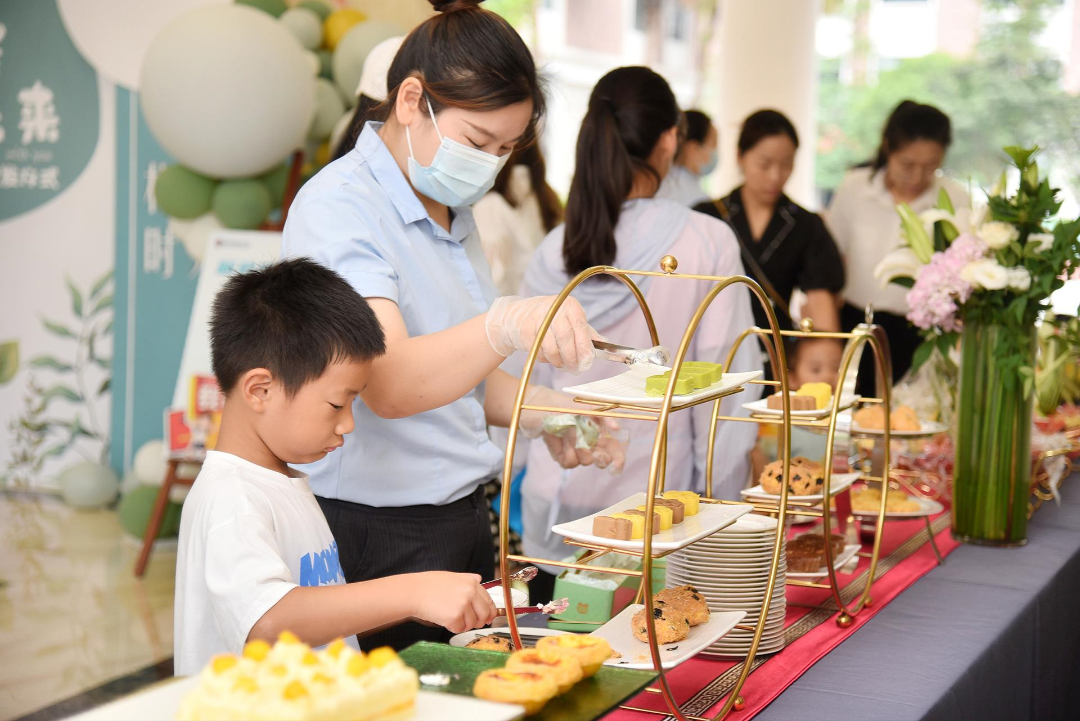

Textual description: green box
[618,557,667,595]
[547,572,615,631]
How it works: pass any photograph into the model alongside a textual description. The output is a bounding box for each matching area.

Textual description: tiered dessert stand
[496,257,895,720]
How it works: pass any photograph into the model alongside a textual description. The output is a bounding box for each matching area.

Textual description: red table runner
[603,511,960,720]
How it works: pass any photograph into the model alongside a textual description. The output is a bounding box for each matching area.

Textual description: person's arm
[802,289,841,332]
[361,295,596,419]
[248,571,496,647]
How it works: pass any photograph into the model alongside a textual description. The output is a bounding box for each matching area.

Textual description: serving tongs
[592,340,671,367]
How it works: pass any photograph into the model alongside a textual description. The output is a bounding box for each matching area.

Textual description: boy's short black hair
[209,257,385,396]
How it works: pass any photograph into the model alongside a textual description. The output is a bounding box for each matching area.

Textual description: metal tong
[592,340,671,367]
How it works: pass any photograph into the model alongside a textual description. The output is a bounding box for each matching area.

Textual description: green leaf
[940,219,960,243]
[43,442,71,458]
[98,378,111,395]
[20,419,48,433]
[41,385,81,405]
[936,188,955,214]
[1003,145,1039,170]
[910,340,935,373]
[91,294,113,315]
[93,357,111,371]
[28,356,73,372]
[66,277,84,318]
[100,317,114,336]
[898,203,933,262]
[0,340,18,384]
[69,417,94,439]
[90,269,114,300]
[41,318,76,339]
[891,276,915,289]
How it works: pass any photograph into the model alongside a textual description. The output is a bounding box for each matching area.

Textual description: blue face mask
[406,99,510,207]
[699,148,719,177]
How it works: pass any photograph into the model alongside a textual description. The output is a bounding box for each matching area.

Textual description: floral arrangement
[874,146,1080,393]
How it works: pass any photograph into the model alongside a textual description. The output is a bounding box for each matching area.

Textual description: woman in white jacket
[516,67,762,603]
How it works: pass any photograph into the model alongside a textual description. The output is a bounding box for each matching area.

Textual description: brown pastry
[473,669,557,716]
[654,585,710,626]
[759,457,824,496]
[854,405,921,431]
[786,533,847,573]
[465,635,515,652]
[651,497,685,524]
[890,406,921,431]
[592,515,633,540]
[853,405,886,430]
[620,509,661,534]
[631,601,690,644]
[767,393,817,411]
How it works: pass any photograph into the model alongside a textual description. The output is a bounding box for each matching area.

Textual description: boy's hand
[408,572,497,634]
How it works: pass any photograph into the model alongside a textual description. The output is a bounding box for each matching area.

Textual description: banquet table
[753,471,1080,721]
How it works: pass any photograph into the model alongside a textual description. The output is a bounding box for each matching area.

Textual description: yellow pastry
[796,382,832,410]
[663,491,700,516]
[473,669,557,716]
[505,648,583,693]
[636,504,673,530]
[535,634,612,678]
[654,586,710,626]
[609,512,644,539]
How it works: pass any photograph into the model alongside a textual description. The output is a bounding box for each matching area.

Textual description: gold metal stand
[497,256,798,721]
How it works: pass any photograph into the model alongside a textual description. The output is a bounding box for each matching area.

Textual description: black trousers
[316,485,494,651]
[841,303,923,398]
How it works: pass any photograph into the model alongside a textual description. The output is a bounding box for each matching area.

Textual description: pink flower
[905,234,989,331]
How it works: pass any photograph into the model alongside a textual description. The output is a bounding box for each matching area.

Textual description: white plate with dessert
[742,386,859,419]
[740,471,860,504]
[848,486,945,519]
[591,602,745,670]
[563,362,763,409]
[551,491,751,553]
[850,404,949,437]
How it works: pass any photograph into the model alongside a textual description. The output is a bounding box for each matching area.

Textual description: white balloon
[304,50,321,76]
[279,7,323,50]
[310,79,347,141]
[169,213,225,264]
[332,21,404,107]
[58,462,120,510]
[133,440,168,486]
[140,4,316,178]
[58,0,228,90]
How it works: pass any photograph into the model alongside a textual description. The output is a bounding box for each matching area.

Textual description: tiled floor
[0,494,176,721]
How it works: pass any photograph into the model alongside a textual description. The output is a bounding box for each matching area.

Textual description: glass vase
[952,321,1035,546]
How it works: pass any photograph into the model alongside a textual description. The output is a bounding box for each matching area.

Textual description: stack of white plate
[667,513,786,658]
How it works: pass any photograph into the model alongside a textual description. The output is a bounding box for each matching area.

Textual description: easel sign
[167,230,282,457]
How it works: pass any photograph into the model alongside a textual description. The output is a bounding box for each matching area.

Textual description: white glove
[486,295,600,374]
[520,386,627,472]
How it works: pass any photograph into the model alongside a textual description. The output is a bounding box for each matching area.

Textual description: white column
[714,0,820,208]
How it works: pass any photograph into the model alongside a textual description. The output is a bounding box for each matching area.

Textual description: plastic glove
[486,295,600,374]
[519,386,627,472]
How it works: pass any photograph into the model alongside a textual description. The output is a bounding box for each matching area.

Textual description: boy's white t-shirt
[174,450,359,675]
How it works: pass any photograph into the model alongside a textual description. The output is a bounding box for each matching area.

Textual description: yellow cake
[662,491,700,516]
[609,512,645,539]
[796,382,832,410]
[636,504,673,530]
[176,633,419,721]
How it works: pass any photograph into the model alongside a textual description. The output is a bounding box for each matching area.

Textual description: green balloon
[316,49,333,80]
[155,164,216,219]
[260,163,290,209]
[297,0,332,21]
[236,0,288,18]
[212,179,273,229]
[118,485,183,539]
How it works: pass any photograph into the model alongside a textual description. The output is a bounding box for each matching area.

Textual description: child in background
[174,258,496,675]
[751,338,844,480]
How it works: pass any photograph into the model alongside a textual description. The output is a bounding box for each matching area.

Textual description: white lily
[918,208,958,239]
[873,247,923,288]
[1027,232,1054,254]
[979,221,1020,250]
[1006,267,1032,292]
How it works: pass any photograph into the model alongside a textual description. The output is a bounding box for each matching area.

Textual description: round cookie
[473,669,557,715]
[631,601,690,644]
[654,585,711,626]
[465,635,514,652]
[759,457,823,496]
[535,634,612,678]
[505,648,583,693]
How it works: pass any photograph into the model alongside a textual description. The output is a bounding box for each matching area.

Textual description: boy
[174,258,496,675]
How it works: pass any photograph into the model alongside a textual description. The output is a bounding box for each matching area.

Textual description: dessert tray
[741,392,859,419]
[563,363,763,409]
[590,604,746,671]
[739,472,861,504]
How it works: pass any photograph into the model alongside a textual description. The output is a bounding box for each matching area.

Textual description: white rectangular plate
[740,472,860,503]
[591,604,745,670]
[65,678,525,721]
[741,392,859,419]
[785,543,862,579]
[852,496,945,520]
[563,363,763,409]
[552,492,752,552]
[850,420,949,438]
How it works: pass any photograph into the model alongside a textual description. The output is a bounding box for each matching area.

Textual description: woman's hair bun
[429,0,484,12]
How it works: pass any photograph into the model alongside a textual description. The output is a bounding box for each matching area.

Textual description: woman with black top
[695,110,844,333]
